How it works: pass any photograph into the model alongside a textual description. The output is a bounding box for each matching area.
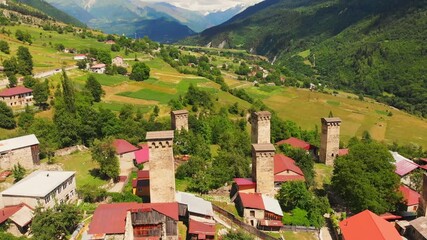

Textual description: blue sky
[141,0,263,12]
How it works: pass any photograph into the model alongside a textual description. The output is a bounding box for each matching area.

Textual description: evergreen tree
[23,75,37,88]
[33,79,50,109]
[85,75,103,102]
[3,57,18,76]
[12,163,26,182]
[0,40,10,54]
[61,70,76,113]
[16,46,33,75]
[0,101,16,129]
[18,105,34,130]
[8,74,17,87]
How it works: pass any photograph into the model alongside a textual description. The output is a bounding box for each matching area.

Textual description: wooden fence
[212,204,280,240]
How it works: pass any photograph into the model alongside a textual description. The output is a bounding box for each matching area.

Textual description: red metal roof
[276,137,311,150]
[239,193,265,210]
[274,154,304,176]
[0,204,25,224]
[234,178,256,187]
[135,144,149,164]
[379,212,402,221]
[0,86,32,97]
[91,63,106,69]
[395,159,419,177]
[113,139,139,155]
[399,185,420,206]
[338,148,349,156]
[339,210,402,240]
[420,158,427,163]
[258,219,283,227]
[188,219,215,236]
[137,170,150,180]
[88,202,178,235]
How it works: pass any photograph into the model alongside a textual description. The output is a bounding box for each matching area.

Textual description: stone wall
[54,145,87,157]
[251,111,271,144]
[243,208,265,227]
[320,118,341,166]
[0,92,33,108]
[252,144,275,196]
[171,110,189,132]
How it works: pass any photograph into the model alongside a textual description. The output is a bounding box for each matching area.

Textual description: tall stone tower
[419,173,427,216]
[171,110,189,132]
[146,130,175,203]
[251,111,271,144]
[252,143,275,196]
[319,117,342,166]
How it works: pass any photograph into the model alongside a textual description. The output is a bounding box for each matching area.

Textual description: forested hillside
[184,0,427,116]
[11,0,85,27]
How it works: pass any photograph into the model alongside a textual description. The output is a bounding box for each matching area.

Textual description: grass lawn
[118,89,177,104]
[53,151,108,189]
[314,163,334,189]
[283,231,318,240]
[176,178,191,192]
[94,101,152,113]
[75,74,129,86]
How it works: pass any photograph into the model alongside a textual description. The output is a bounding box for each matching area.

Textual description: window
[45,195,50,203]
[58,187,62,194]
[250,210,255,217]
[63,182,67,189]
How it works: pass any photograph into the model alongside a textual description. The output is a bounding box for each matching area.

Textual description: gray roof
[0,134,39,153]
[176,192,214,217]
[252,144,276,152]
[262,195,283,216]
[2,171,75,198]
[146,130,174,140]
[321,117,342,123]
[390,151,410,163]
[253,111,271,117]
[410,217,427,237]
[9,205,33,227]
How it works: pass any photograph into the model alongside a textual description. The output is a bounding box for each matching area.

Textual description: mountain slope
[185,0,427,116]
[14,0,86,27]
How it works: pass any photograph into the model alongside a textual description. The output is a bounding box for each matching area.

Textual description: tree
[331,141,401,214]
[3,57,18,76]
[130,62,150,81]
[23,75,37,88]
[31,203,81,240]
[33,79,50,109]
[61,70,76,113]
[0,101,16,129]
[7,74,17,87]
[91,137,120,180]
[18,105,34,130]
[12,163,26,182]
[17,46,33,75]
[0,40,10,54]
[223,231,254,240]
[277,181,313,212]
[77,184,107,202]
[85,75,104,102]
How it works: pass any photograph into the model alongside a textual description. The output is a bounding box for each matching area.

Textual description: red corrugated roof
[135,144,149,164]
[234,178,256,187]
[395,159,418,177]
[0,86,32,97]
[0,204,25,224]
[137,170,149,180]
[274,154,304,176]
[188,219,215,236]
[113,139,139,155]
[276,137,311,150]
[88,202,178,235]
[91,63,106,69]
[339,148,349,156]
[339,210,402,240]
[239,193,265,210]
[399,185,420,206]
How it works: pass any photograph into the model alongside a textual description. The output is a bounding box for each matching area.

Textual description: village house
[276,137,316,154]
[399,185,420,214]
[90,64,106,74]
[86,202,179,240]
[339,210,402,240]
[176,191,215,239]
[0,171,77,209]
[73,54,87,60]
[394,155,419,187]
[274,154,305,188]
[132,170,150,201]
[234,192,283,231]
[134,143,149,168]
[0,203,33,237]
[0,86,33,107]
[0,134,40,170]
[113,139,139,162]
[112,56,127,67]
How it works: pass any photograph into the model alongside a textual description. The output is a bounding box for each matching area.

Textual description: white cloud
[141,0,263,12]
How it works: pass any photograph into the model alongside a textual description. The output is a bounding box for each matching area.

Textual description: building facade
[252,144,275,196]
[251,111,271,144]
[171,110,189,132]
[0,86,33,107]
[0,134,40,170]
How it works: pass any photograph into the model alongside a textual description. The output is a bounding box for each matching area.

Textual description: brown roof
[171,110,188,115]
[146,130,174,140]
[253,111,271,117]
[252,143,275,152]
[0,86,32,97]
[321,117,342,123]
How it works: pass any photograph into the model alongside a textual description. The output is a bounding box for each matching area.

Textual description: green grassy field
[54,151,108,189]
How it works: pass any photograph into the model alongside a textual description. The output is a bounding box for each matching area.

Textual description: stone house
[0,134,40,170]
[90,64,106,74]
[234,192,283,231]
[73,54,87,60]
[274,154,305,188]
[407,217,427,240]
[0,171,77,209]
[113,139,139,162]
[399,185,420,214]
[0,86,33,107]
[112,56,127,67]
[395,157,419,187]
[86,202,179,240]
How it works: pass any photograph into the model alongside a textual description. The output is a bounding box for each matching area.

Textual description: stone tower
[146,130,175,203]
[419,173,427,216]
[171,110,189,132]
[251,111,271,144]
[319,117,342,166]
[252,143,275,196]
